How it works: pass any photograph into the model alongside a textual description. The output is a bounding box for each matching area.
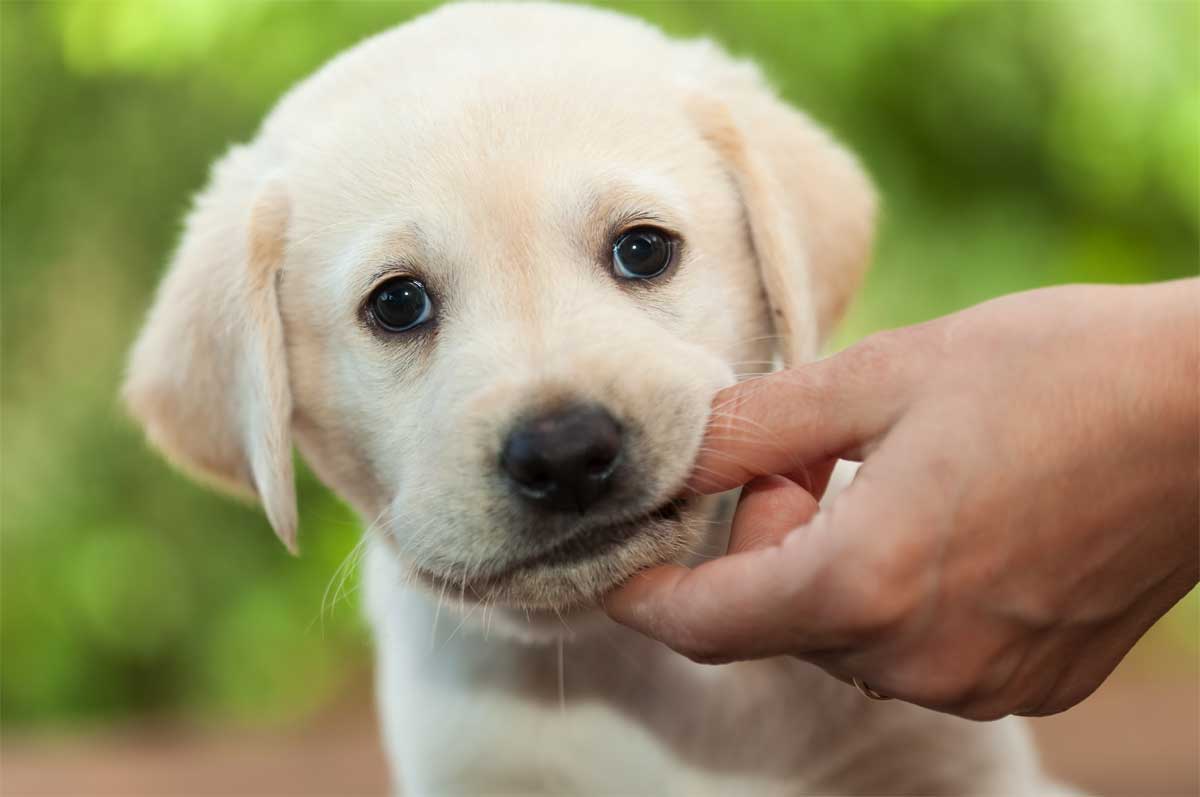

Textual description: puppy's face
[282,91,766,608]
[123,3,874,612]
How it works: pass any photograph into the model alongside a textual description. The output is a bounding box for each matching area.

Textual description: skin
[606,279,1199,721]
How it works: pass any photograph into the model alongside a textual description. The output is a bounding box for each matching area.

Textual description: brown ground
[3,666,1197,796]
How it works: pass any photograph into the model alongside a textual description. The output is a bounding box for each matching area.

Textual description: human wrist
[1132,280,1200,571]
[1142,279,1199,468]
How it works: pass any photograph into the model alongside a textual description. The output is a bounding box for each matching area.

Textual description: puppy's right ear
[123,147,298,553]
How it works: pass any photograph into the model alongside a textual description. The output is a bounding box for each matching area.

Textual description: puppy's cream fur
[125,4,1057,793]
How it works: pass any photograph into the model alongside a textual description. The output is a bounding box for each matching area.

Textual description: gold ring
[852,676,891,701]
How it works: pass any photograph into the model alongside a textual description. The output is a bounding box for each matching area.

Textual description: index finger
[689,345,901,495]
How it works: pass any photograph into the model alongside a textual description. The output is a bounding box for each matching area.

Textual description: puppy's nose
[501,404,623,513]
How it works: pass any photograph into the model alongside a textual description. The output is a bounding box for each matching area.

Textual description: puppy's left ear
[689,68,877,363]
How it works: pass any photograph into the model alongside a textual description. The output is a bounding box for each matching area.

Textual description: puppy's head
[123,3,874,611]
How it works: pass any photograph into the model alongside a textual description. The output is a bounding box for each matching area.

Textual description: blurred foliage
[2,0,1197,730]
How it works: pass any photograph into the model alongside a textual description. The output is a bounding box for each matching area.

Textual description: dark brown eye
[612,227,672,279]
[369,278,433,332]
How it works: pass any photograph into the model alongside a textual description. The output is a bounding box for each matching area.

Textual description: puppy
[125,3,1058,793]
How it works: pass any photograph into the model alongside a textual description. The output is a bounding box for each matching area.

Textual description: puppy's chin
[409,498,713,612]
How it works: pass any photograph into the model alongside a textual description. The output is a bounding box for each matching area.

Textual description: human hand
[606,280,1199,720]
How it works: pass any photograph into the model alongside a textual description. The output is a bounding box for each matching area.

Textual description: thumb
[690,339,908,495]
[603,495,835,663]
[605,468,902,663]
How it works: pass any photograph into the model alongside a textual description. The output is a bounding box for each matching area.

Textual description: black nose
[501,403,623,513]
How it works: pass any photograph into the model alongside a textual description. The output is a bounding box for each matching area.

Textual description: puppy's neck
[412,587,619,646]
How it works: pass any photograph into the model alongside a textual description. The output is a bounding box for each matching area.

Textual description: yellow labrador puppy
[125,3,1054,793]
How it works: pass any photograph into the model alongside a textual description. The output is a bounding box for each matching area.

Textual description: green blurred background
[2,0,1197,737]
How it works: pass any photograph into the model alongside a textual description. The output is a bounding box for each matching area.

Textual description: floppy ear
[123,147,298,553]
[689,68,877,363]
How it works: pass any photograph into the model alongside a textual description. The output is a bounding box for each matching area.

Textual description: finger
[689,341,907,495]
[607,465,905,663]
[726,475,819,554]
[605,507,838,662]
[783,458,838,501]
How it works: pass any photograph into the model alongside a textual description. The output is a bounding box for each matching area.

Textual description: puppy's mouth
[410,496,691,602]
[511,496,687,573]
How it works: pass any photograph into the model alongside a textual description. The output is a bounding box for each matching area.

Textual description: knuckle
[842,329,916,384]
[770,368,832,429]
[839,582,908,639]
[831,533,930,640]
[837,335,899,393]
[846,321,949,392]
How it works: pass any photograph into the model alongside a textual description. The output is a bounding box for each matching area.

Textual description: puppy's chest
[390,653,805,796]
[376,602,845,794]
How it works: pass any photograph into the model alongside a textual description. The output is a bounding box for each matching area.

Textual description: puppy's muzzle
[500,402,622,514]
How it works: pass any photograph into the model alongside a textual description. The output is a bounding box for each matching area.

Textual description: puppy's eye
[369,278,433,332]
[612,226,673,280]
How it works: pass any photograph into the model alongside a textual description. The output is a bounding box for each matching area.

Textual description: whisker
[557,635,567,717]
